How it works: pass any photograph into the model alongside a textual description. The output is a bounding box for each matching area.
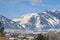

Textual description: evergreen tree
[0,22,4,37]
[34,34,47,40]
[0,22,1,27]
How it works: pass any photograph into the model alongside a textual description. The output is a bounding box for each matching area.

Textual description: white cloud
[31,3,48,6]
[0,0,48,6]
[30,0,42,3]
[0,0,22,4]
[0,0,60,7]
[28,0,47,6]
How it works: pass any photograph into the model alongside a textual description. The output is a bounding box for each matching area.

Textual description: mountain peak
[49,9,60,13]
[0,15,25,33]
[13,9,60,32]
[0,14,4,18]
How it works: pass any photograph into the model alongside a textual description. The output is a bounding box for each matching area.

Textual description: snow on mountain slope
[13,9,60,32]
[0,15,24,33]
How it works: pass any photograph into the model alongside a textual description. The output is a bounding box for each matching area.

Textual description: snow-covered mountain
[0,9,60,33]
[13,9,60,32]
[0,15,24,33]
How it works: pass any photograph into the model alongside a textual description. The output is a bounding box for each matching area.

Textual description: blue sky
[0,0,60,19]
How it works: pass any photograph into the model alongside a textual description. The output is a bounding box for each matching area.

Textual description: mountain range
[13,9,60,33]
[0,9,60,33]
[0,15,24,33]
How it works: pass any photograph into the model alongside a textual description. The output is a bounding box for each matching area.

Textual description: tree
[0,22,4,37]
[34,34,47,40]
[0,22,1,27]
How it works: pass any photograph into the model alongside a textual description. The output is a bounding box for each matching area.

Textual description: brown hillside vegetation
[0,36,8,40]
